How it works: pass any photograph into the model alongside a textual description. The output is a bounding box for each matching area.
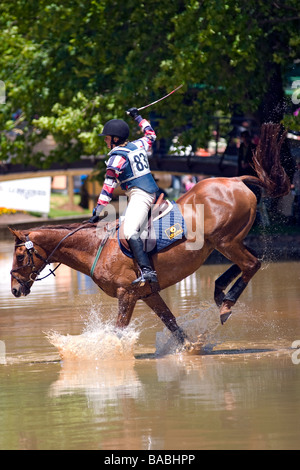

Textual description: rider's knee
[124,227,139,240]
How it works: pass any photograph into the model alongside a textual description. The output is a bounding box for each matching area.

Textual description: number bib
[107,142,158,193]
[123,148,151,182]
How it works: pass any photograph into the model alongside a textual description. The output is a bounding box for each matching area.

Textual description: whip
[126,84,183,114]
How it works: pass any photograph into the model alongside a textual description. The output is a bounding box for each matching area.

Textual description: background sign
[0,177,51,213]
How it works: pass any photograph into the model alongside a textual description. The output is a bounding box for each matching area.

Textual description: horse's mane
[27,222,96,232]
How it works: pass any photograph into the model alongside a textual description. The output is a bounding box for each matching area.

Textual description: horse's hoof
[173,327,188,345]
[220,312,231,325]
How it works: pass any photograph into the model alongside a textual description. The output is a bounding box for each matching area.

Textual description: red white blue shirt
[98,117,158,205]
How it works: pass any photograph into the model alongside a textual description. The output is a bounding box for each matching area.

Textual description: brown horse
[9,124,290,345]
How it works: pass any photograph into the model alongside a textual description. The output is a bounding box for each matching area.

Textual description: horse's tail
[240,123,290,198]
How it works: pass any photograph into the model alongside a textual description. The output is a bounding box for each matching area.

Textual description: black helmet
[99,119,130,141]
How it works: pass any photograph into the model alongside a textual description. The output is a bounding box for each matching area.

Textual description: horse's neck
[32,227,100,276]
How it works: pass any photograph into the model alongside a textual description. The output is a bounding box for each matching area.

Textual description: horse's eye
[17,255,25,263]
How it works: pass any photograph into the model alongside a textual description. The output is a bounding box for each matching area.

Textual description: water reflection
[1,240,300,450]
[49,360,143,411]
[41,348,300,450]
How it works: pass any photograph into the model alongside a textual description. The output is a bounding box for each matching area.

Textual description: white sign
[0,177,51,213]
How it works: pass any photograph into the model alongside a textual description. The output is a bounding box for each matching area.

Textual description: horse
[9,124,290,345]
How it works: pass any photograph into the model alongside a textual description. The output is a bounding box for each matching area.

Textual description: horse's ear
[8,227,26,243]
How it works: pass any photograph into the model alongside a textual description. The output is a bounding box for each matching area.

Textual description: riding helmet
[99,119,130,141]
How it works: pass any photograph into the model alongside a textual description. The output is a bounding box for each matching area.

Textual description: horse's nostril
[12,288,21,298]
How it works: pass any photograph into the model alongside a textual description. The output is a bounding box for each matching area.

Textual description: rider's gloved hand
[88,204,104,223]
[126,107,140,120]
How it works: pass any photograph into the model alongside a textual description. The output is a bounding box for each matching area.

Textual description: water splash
[155,302,220,356]
[154,300,291,357]
[46,306,140,362]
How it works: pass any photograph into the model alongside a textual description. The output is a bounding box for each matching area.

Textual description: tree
[150,0,300,145]
[0,0,299,166]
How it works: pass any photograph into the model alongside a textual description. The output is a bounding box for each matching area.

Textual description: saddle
[118,193,187,258]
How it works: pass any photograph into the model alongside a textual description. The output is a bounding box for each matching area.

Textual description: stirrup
[132,268,158,286]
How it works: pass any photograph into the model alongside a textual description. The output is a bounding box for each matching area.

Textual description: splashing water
[46,299,284,362]
[155,302,220,356]
[46,306,141,362]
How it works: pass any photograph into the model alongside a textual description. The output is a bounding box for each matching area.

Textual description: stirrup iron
[132,268,158,286]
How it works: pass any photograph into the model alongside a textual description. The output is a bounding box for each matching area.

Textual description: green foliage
[0,0,299,166]
[282,113,300,133]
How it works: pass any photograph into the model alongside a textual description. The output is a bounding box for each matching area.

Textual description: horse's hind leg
[143,292,188,345]
[214,264,241,307]
[217,244,261,324]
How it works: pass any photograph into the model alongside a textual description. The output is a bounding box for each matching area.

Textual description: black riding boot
[128,236,158,285]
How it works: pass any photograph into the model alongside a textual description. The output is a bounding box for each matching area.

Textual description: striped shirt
[97,117,156,206]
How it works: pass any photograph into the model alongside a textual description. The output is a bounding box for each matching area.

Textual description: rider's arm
[96,155,127,208]
[135,115,156,151]
[97,169,118,207]
[127,108,156,152]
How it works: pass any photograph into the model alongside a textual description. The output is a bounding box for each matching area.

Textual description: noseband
[10,225,89,290]
[10,235,62,290]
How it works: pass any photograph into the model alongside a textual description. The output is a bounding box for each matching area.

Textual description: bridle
[10,225,90,290]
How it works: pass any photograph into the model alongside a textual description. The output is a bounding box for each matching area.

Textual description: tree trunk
[256,63,287,125]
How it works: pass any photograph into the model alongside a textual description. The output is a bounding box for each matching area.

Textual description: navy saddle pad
[118,201,187,258]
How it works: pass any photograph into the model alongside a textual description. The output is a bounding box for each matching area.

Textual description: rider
[90,107,159,285]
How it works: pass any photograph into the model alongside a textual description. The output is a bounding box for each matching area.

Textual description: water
[0,241,300,450]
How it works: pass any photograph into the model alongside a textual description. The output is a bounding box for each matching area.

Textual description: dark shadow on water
[135,347,293,360]
[206,347,275,356]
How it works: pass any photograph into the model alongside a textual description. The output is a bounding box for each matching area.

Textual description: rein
[90,225,117,278]
[10,224,92,289]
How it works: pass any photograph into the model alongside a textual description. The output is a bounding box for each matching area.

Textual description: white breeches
[123,187,157,240]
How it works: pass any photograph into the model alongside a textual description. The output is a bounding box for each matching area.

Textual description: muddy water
[0,241,300,450]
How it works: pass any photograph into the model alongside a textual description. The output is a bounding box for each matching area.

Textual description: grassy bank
[32,193,90,219]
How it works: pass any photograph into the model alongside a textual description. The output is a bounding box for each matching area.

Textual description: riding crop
[126,84,183,114]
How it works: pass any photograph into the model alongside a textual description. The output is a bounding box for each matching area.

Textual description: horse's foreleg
[116,288,137,329]
[143,293,188,345]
